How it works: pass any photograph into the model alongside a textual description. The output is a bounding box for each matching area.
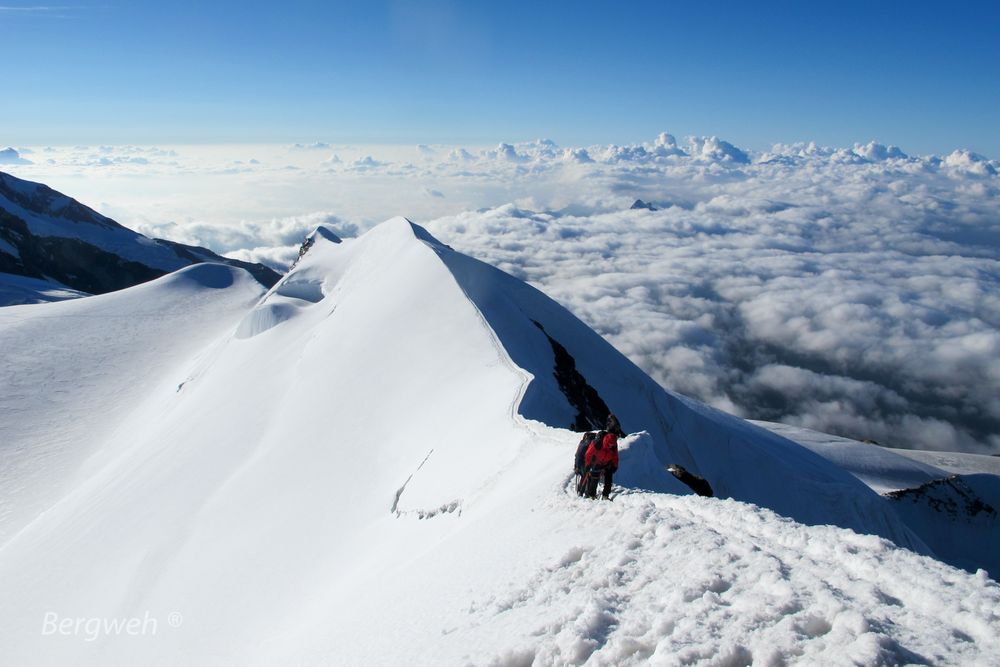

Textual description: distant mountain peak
[293,224,344,267]
[0,170,281,304]
[630,198,657,211]
[0,170,124,231]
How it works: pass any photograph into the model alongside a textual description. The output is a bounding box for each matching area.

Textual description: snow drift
[0,219,997,665]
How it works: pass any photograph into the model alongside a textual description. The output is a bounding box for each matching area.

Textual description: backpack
[593,430,607,450]
[575,432,596,472]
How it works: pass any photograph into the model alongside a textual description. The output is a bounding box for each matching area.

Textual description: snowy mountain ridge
[0,217,997,665]
[0,170,280,304]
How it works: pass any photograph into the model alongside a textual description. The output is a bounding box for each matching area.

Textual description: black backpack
[575,432,596,471]
[592,430,607,451]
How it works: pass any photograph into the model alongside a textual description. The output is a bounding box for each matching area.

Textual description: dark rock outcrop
[885,473,999,576]
[885,475,997,520]
[533,320,612,431]
[667,464,714,497]
[291,226,342,270]
[0,209,163,294]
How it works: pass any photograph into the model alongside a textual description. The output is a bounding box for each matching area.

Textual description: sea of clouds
[3,135,998,453]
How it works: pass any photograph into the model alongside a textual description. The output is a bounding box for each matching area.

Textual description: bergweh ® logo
[41,611,183,642]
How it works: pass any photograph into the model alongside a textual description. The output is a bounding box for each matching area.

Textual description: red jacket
[585,433,619,469]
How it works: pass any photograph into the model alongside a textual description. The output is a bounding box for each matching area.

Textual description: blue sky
[3,0,998,155]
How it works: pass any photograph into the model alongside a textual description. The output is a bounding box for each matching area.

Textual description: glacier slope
[753,420,1000,577]
[0,263,266,545]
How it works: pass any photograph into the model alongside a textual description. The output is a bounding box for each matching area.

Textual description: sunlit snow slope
[0,219,997,665]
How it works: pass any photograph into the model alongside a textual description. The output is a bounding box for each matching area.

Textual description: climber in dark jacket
[605,413,625,438]
[574,432,596,475]
[584,431,619,499]
[574,432,597,495]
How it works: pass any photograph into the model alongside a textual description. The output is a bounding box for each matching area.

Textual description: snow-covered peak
[242,220,941,552]
[290,223,343,266]
[0,169,124,231]
[309,224,342,244]
[0,171,280,303]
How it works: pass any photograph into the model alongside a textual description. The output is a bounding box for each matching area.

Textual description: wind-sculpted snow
[0,264,266,544]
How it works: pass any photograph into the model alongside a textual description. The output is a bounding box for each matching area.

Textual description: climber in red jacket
[584,430,619,499]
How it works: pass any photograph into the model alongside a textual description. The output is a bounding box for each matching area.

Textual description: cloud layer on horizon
[419,139,1000,454]
[3,135,998,453]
